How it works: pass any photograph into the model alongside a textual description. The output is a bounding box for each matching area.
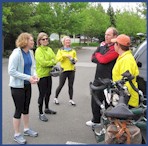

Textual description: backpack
[105,119,142,144]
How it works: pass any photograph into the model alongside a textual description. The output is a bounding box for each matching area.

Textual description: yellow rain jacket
[56,48,77,72]
[35,46,57,78]
[112,50,139,107]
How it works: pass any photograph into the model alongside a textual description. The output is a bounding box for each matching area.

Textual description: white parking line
[66,141,86,144]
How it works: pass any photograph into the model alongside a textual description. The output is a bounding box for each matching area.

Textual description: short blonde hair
[16,32,33,48]
[61,36,71,45]
[37,32,48,47]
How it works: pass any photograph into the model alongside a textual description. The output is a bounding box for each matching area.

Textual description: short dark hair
[108,27,118,36]
[119,43,129,51]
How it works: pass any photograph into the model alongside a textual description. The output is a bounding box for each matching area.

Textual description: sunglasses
[41,38,48,41]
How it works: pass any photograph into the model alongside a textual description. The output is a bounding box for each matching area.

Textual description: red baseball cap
[111,34,131,47]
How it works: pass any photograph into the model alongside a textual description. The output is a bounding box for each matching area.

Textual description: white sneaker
[54,98,59,105]
[86,120,101,127]
[69,100,76,106]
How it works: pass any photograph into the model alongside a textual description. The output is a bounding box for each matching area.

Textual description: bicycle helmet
[50,66,62,77]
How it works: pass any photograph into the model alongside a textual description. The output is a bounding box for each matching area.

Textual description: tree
[49,2,89,39]
[33,2,89,43]
[2,3,13,53]
[2,2,146,51]
[107,3,116,27]
[2,2,37,50]
[136,2,147,18]
[81,3,110,43]
[116,10,146,36]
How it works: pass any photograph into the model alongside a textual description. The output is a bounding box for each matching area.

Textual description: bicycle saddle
[105,103,135,120]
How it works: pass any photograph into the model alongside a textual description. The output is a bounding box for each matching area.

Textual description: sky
[100,2,141,12]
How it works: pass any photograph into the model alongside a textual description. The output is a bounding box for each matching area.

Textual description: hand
[29,76,39,84]
[63,54,72,58]
[70,58,76,64]
[33,76,40,82]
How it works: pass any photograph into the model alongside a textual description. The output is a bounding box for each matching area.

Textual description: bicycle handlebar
[89,82,108,91]
[90,70,144,100]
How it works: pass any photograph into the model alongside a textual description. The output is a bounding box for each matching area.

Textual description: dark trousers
[55,71,75,100]
[11,84,31,119]
[91,81,109,123]
[37,76,52,114]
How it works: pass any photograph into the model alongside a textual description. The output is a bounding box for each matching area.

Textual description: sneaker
[14,134,27,144]
[24,129,38,137]
[86,120,101,127]
[44,109,57,114]
[39,114,48,122]
[54,98,59,105]
[69,100,76,106]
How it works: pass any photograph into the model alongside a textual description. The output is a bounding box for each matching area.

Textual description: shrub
[3,50,12,58]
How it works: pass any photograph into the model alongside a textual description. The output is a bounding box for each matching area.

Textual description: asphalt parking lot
[2,47,101,144]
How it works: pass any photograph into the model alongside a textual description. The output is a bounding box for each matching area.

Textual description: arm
[95,47,118,64]
[113,58,139,82]
[8,51,31,81]
[50,48,57,65]
[91,46,100,63]
[73,50,78,62]
[56,49,64,62]
[30,50,39,82]
[35,47,56,67]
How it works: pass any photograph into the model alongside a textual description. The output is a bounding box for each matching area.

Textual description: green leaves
[2,2,146,50]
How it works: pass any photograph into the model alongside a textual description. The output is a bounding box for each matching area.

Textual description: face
[40,35,49,46]
[64,37,71,47]
[105,28,116,44]
[27,36,34,49]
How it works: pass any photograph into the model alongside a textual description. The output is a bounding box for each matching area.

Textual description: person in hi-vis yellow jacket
[35,32,57,122]
[54,36,78,106]
[111,34,139,107]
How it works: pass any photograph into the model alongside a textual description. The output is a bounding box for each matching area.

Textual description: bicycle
[89,70,147,144]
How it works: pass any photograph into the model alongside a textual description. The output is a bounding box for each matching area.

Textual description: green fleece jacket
[35,45,57,78]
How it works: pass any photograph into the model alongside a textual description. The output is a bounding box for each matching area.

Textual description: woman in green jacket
[35,32,57,122]
[54,36,78,106]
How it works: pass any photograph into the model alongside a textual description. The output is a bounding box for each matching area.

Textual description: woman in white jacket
[8,32,39,144]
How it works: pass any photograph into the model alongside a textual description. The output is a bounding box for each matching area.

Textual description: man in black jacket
[86,27,119,126]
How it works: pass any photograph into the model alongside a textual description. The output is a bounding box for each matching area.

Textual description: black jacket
[91,43,118,86]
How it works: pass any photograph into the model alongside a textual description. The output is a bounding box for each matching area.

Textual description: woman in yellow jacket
[54,36,78,106]
[111,34,139,107]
